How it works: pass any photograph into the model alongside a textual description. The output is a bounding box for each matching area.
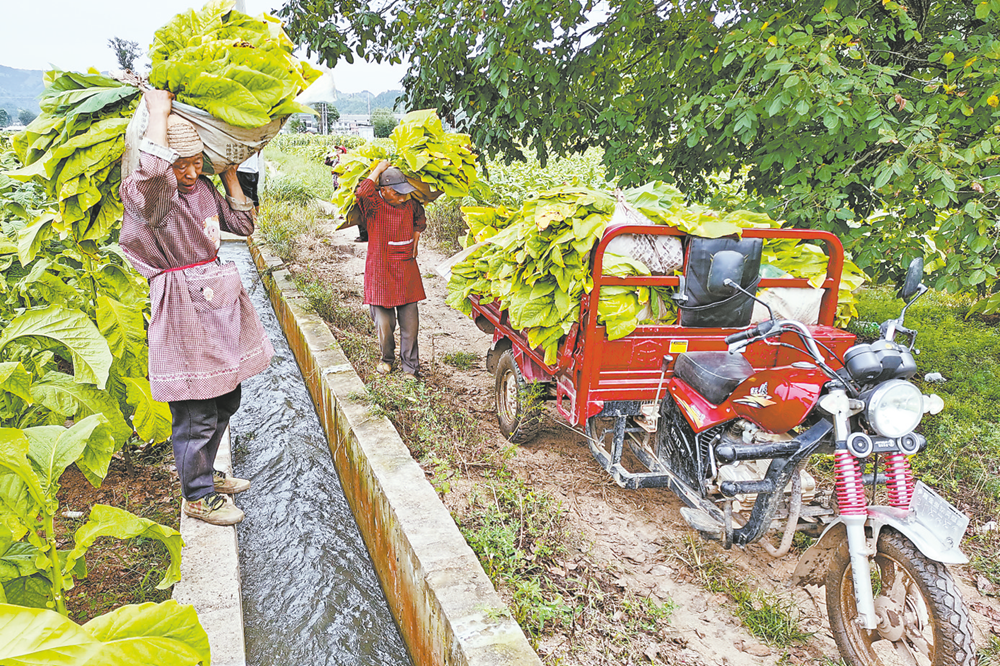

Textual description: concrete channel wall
[249,239,542,666]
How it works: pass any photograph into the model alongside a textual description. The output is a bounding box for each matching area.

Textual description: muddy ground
[284,214,999,665]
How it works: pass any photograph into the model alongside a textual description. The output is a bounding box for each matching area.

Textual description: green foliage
[0,110,10,128]
[108,37,142,73]
[370,107,397,138]
[255,199,318,263]
[0,95,177,620]
[282,0,1000,308]
[0,600,209,665]
[149,0,321,128]
[979,634,1000,666]
[474,147,610,210]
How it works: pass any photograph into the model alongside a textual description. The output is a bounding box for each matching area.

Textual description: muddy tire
[494,350,544,444]
[826,528,976,666]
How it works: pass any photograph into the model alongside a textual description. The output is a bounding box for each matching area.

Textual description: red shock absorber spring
[834,449,867,515]
[884,452,915,509]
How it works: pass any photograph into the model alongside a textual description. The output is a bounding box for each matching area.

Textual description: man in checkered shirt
[120,90,273,526]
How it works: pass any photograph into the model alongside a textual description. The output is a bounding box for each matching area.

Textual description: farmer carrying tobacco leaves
[119,89,273,526]
[356,159,427,379]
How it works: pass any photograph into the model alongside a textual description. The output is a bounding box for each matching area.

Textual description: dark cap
[379,167,417,194]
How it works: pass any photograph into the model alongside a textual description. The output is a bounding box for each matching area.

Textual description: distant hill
[335,90,404,115]
[0,65,44,123]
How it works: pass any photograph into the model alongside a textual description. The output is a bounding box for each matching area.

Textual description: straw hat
[166,114,204,159]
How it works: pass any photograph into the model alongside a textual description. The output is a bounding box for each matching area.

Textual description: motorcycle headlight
[865,380,924,439]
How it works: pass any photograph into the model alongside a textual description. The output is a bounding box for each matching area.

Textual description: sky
[0,0,408,95]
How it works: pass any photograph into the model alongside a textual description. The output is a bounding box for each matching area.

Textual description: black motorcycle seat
[675,352,754,405]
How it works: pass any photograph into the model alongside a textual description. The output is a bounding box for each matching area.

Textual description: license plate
[909,481,969,550]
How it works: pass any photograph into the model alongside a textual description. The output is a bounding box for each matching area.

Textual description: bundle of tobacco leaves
[7,70,141,250]
[447,181,866,362]
[332,109,479,223]
[149,0,321,128]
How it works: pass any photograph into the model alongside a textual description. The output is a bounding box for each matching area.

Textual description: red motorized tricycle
[467,222,975,666]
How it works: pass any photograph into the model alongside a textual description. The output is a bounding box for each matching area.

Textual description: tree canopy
[108,37,142,72]
[282,0,1000,298]
[371,107,398,137]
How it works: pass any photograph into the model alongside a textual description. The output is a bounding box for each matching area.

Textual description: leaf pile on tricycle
[445,187,976,666]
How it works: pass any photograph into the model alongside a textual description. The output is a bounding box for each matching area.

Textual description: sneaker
[354,235,368,243]
[183,492,244,526]
[213,470,251,495]
[376,361,392,375]
[402,372,419,381]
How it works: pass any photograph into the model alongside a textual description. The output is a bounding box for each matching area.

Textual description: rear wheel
[494,350,545,443]
[826,528,975,666]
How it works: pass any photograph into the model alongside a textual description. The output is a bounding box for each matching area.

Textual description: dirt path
[291,214,999,665]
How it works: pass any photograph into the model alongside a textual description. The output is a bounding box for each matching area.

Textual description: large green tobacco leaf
[0,363,32,405]
[29,373,132,455]
[84,600,210,664]
[0,429,46,508]
[0,600,208,666]
[122,378,172,445]
[66,505,183,590]
[0,474,35,541]
[23,415,114,493]
[0,526,41,584]
[1,574,50,609]
[16,214,55,266]
[0,305,113,390]
[95,295,145,360]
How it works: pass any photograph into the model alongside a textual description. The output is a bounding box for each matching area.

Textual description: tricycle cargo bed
[470,225,856,430]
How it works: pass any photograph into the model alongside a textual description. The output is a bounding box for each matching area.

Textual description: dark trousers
[169,385,242,501]
[370,303,419,373]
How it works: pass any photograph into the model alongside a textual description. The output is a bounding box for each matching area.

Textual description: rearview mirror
[900,257,924,301]
[707,250,746,296]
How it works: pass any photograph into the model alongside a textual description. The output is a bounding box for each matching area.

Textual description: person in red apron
[120,89,273,526]
[355,160,427,379]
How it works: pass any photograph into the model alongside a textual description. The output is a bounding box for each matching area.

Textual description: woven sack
[122,96,286,177]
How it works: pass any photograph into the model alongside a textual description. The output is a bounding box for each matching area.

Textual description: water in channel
[222,242,411,666]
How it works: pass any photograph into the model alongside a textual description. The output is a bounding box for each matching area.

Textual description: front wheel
[494,350,545,443]
[826,528,976,666]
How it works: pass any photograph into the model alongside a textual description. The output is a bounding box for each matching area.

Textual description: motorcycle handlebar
[725,320,777,345]
[725,328,758,345]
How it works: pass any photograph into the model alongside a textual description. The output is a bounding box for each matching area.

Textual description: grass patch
[262,143,337,201]
[979,635,1000,666]
[294,277,373,333]
[443,350,478,370]
[855,286,1000,582]
[256,199,320,263]
[680,536,811,647]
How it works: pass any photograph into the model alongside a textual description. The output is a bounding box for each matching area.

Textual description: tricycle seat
[675,352,754,405]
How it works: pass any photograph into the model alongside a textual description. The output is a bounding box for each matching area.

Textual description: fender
[791,508,969,587]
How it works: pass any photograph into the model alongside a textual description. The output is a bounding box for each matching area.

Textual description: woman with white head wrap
[119,89,273,526]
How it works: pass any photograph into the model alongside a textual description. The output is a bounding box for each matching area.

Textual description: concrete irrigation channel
[173,237,539,666]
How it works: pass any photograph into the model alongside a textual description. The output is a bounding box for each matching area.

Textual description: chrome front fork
[825,389,878,629]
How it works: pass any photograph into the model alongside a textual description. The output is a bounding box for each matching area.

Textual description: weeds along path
[280,213,997,665]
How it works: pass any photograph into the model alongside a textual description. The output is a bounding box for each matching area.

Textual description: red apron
[356,179,427,307]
